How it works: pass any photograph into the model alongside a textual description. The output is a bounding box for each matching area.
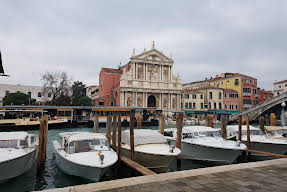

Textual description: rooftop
[102,68,122,74]
[274,79,287,85]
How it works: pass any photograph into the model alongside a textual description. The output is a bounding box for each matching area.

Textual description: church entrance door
[147,95,156,107]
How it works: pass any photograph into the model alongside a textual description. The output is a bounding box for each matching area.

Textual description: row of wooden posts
[36,111,285,176]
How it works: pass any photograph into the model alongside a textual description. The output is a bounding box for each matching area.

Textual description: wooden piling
[259,116,265,133]
[246,115,251,150]
[117,114,122,161]
[106,114,112,145]
[159,114,165,135]
[220,115,227,140]
[129,110,135,161]
[137,113,142,129]
[270,113,276,126]
[209,115,214,128]
[37,115,48,174]
[238,115,242,141]
[93,114,99,133]
[112,114,117,151]
[176,112,183,149]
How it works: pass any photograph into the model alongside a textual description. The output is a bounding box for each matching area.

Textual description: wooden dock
[37,158,287,192]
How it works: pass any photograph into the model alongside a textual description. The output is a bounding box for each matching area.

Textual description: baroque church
[97,42,182,113]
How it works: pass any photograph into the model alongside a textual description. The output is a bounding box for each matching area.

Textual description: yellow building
[183,73,258,111]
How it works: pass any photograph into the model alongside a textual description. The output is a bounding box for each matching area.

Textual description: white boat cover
[122,129,167,146]
[66,133,107,142]
[0,132,28,141]
[226,125,260,137]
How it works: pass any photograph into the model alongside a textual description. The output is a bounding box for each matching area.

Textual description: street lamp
[281,102,286,127]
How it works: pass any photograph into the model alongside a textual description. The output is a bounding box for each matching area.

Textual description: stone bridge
[229,91,287,122]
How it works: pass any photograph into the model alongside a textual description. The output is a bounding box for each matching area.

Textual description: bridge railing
[230,91,287,119]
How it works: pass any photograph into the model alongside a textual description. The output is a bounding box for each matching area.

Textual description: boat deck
[37,158,287,192]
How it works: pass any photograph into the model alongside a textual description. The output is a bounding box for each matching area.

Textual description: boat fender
[236,140,241,147]
[169,146,175,153]
[98,151,105,164]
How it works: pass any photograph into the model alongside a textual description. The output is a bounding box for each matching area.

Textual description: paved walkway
[39,158,287,192]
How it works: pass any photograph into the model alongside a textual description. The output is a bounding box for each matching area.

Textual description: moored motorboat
[164,126,246,164]
[53,132,118,181]
[121,129,181,173]
[227,125,287,155]
[0,132,38,182]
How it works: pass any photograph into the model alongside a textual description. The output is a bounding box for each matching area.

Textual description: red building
[258,88,273,103]
[94,68,122,107]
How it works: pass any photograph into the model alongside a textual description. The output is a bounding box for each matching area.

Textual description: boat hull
[54,146,109,181]
[0,147,38,182]
[169,140,243,164]
[121,148,176,173]
[241,140,287,155]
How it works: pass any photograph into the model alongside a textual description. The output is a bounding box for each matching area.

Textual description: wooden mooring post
[93,114,99,133]
[106,114,112,145]
[259,116,265,133]
[246,115,251,150]
[238,115,242,141]
[129,110,135,161]
[112,114,117,151]
[37,115,48,175]
[137,113,142,129]
[159,114,165,135]
[176,112,183,170]
[270,113,276,126]
[220,115,227,140]
[117,114,122,161]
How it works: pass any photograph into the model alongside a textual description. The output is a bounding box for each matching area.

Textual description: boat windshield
[0,140,18,148]
[68,139,110,154]
[183,131,219,139]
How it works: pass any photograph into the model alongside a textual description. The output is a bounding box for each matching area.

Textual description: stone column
[143,63,146,80]
[135,91,138,107]
[159,92,162,110]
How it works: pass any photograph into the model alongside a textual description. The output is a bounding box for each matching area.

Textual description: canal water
[0,125,264,192]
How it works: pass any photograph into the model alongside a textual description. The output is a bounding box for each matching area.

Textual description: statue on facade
[172,97,177,109]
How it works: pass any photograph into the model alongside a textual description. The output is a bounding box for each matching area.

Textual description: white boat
[164,126,246,164]
[0,132,38,182]
[53,132,118,181]
[121,129,181,173]
[227,125,287,155]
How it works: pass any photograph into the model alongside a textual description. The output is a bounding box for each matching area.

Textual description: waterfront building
[273,80,287,96]
[182,86,239,114]
[258,88,273,103]
[86,85,99,106]
[183,73,258,111]
[95,43,182,113]
[0,83,52,105]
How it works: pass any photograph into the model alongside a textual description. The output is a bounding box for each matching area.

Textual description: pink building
[223,89,240,112]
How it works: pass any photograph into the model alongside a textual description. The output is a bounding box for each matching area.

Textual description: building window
[235,79,239,85]
[279,85,281,88]
[214,102,217,109]
[219,103,222,109]
[209,92,213,99]
[184,94,189,99]
[200,94,203,99]
[38,92,42,97]
[5,90,9,96]
[193,103,196,109]
[111,102,114,106]
[224,93,227,98]
[185,103,188,109]
[225,105,227,109]
[192,94,196,99]
[285,84,287,87]
[219,92,222,100]
[235,105,238,109]
[201,103,203,109]
[189,102,192,109]
[277,92,280,96]
[99,101,104,106]
[235,94,238,98]
[208,102,211,109]
[48,93,52,98]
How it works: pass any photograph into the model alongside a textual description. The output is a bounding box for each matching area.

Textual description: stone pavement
[39,158,287,192]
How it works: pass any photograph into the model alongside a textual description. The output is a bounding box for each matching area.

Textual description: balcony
[242,92,251,96]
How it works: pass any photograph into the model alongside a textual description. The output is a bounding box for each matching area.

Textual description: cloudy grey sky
[0,0,286,90]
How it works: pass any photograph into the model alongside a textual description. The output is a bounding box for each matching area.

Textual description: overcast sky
[0,1,286,90]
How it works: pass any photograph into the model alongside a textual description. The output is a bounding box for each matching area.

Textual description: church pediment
[131,49,174,64]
